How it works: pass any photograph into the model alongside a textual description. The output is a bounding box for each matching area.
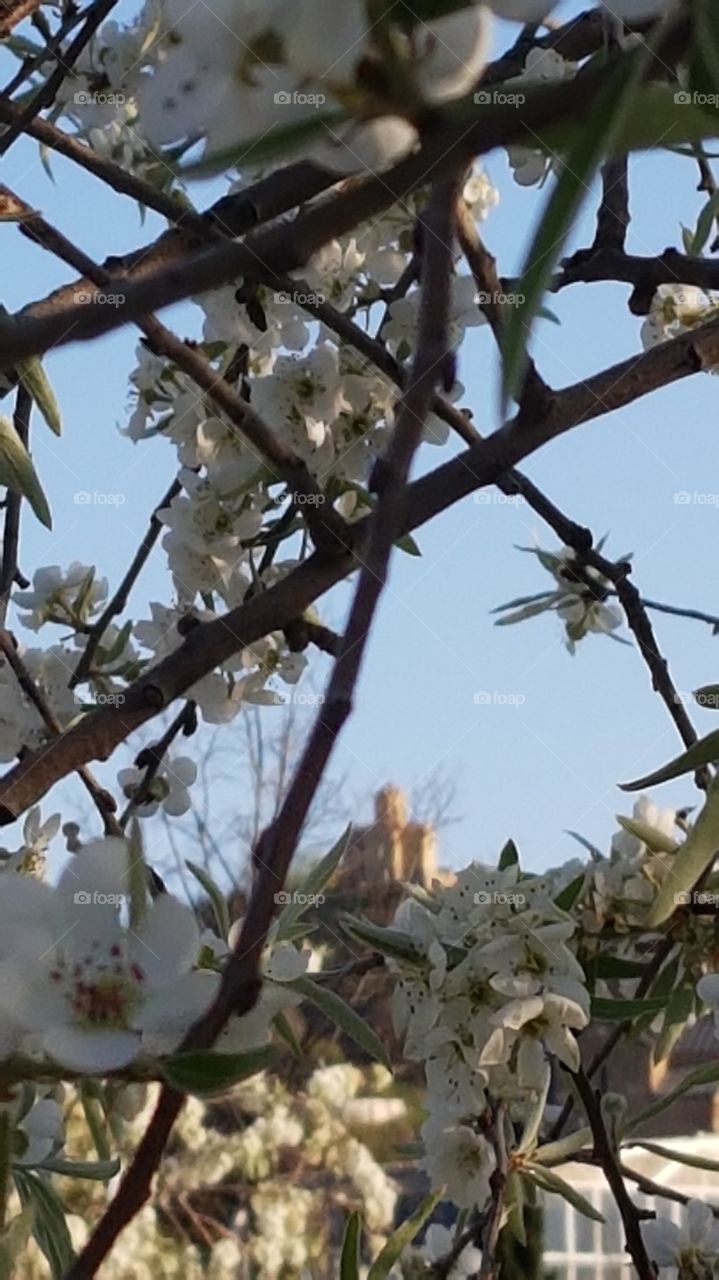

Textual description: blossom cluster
[383,858,590,1211]
[494,543,625,652]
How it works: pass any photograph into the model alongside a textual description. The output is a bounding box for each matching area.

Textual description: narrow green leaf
[340,914,425,969]
[591,955,649,980]
[653,983,694,1066]
[492,591,556,613]
[629,1140,719,1173]
[340,1211,363,1280]
[79,1082,111,1164]
[591,995,669,1022]
[498,838,520,871]
[621,730,719,791]
[694,683,719,710]
[16,358,61,436]
[517,1067,551,1156]
[287,974,390,1067]
[276,825,351,940]
[272,1010,303,1057]
[368,1189,443,1279]
[627,1060,719,1133]
[647,782,719,926]
[524,1164,604,1222]
[505,1171,527,1245]
[494,599,556,626]
[14,1171,75,1279]
[501,50,645,408]
[0,415,51,528]
[396,532,421,556]
[554,873,586,913]
[102,619,133,666]
[127,819,148,930]
[565,830,603,859]
[186,860,231,941]
[688,191,719,256]
[36,1157,120,1181]
[532,1127,593,1167]
[162,1046,273,1096]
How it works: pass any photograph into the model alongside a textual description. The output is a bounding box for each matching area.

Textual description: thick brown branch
[65,174,461,1280]
[573,1069,656,1280]
[0,63,653,367]
[2,313,719,823]
[0,631,119,834]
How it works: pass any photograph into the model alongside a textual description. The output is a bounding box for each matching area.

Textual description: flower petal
[42,1026,140,1072]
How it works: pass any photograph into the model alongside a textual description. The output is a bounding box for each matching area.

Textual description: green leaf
[340,914,425,969]
[127,819,148,930]
[494,598,556,626]
[14,1171,75,1279]
[532,1127,593,1167]
[565,830,603,860]
[627,1059,719,1133]
[621,730,719,791]
[0,415,51,528]
[523,1164,604,1222]
[162,1046,273,1096]
[554,873,586,913]
[101,619,134,666]
[37,1157,121,1181]
[368,1190,443,1278]
[498,838,519,871]
[653,983,694,1066]
[79,1082,111,1164]
[694,683,719,710]
[687,191,719,256]
[186,860,231,941]
[500,48,647,408]
[182,109,348,179]
[492,591,556,613]
[272,1010,303,1057]
[276,825,351,940]
[629,1140,719,1173]
[287,974,390,1066]
[16,358,61,436]
[517,1067,551,1156]
[591,955,650,980]
[505,1171,527,1245]
[692,0,719,104]
[396,532,421,556]
[646,782,719,926]
[340,1211,362,1280]
[591,995,669,1022]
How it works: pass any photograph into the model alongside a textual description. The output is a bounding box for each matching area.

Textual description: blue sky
[3,0,719,883]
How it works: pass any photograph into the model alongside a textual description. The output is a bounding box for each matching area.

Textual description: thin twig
[14,195,347,553]
[118,701,197,827]
[0,0,119,158]
[71,477,181,687]
[0,631,119,834]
